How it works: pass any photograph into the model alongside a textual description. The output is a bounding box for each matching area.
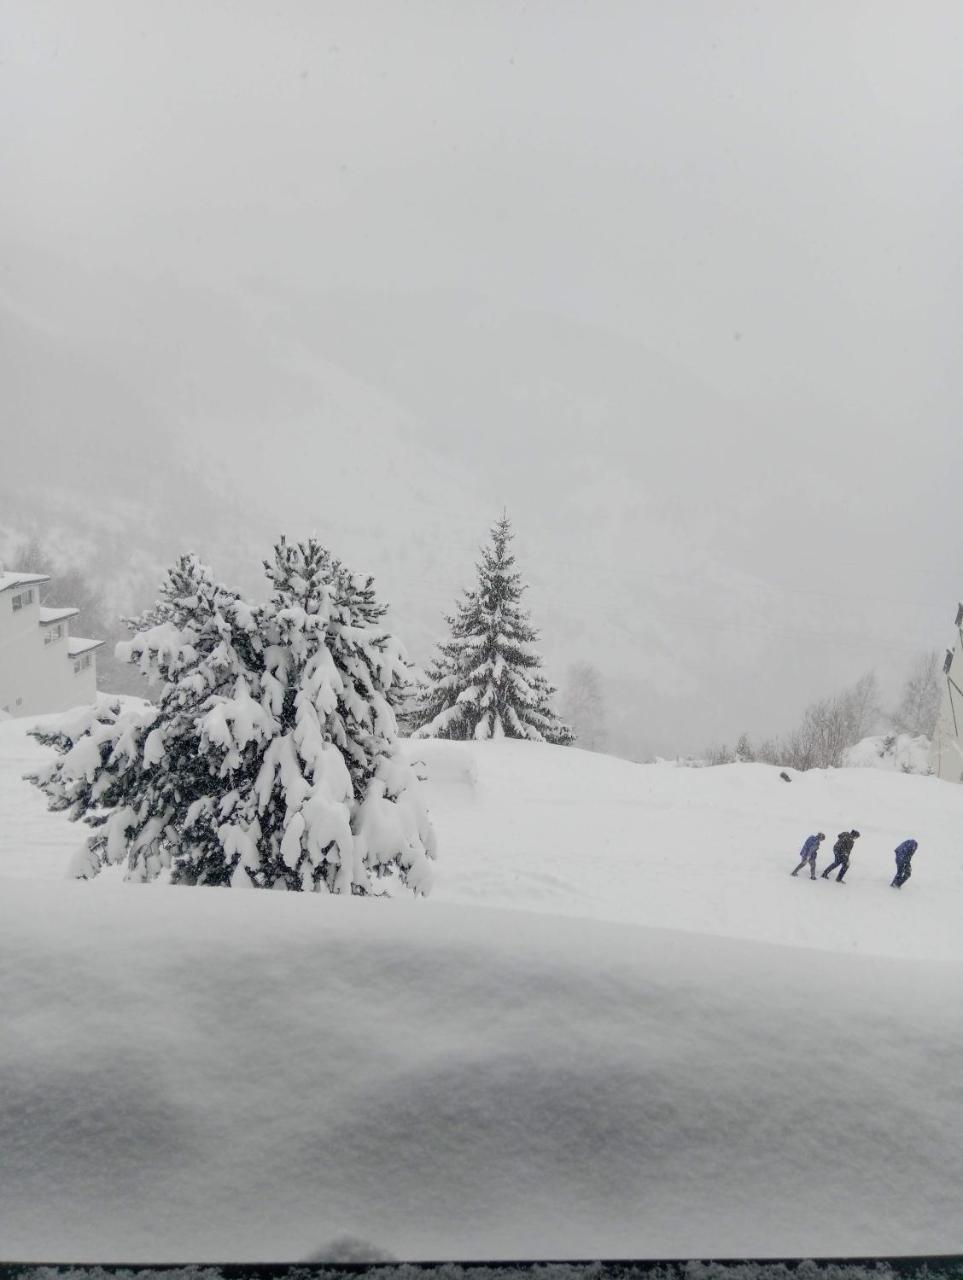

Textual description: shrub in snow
[413,513,571,744]
[26,541,436,893]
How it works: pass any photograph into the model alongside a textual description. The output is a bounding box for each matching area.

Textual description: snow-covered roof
[38,606,80,625]
[0,571,50,594]
[66,637,104,657]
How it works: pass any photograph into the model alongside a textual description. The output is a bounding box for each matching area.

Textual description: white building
[930,602,963,784]
[0,569,103,718]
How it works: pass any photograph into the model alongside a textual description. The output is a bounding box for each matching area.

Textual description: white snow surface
[2,719,963,1262]
[844,733,932,776]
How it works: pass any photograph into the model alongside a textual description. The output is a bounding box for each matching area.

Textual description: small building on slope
[0,569,103,717]
[930,602,963,783]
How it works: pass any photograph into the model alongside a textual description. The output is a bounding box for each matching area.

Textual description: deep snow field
[1,716,962,1264]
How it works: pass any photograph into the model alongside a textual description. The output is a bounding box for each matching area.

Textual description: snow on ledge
[66,636,105,657]
[38,605,81,625]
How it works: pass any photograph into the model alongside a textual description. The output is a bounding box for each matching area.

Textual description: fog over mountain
[1,2,961,756]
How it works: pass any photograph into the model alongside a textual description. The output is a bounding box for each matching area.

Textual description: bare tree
[560,660,608,752]
[804,695,853,768]
[839,670,881,743]
[754,736,784,765]
[779,716,818,771]
[744,670,881,772]
[734,732,755,762]
[892,650,942,738]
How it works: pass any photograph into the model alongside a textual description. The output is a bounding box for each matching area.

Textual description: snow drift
[844,733,932,776]
[3,880,962,1263]
[1,723,962,1262]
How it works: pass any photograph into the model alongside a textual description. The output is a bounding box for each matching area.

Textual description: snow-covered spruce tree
[27,697,150,880]
[391,672,424,738]
[255,538,435,893]
[413,514,572,744]
[27,540,436,893]
[28,554,268,884]
[333,561,416,736]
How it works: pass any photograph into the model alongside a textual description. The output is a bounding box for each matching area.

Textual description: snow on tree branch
[413,513,572,745]
[25,540,436,894]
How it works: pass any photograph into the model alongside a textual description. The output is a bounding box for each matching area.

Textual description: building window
[44,624,64,645]
[73,654,92,674]
[12,589,34,611]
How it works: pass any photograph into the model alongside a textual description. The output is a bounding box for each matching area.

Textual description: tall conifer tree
[414,514,571,744]
[27,539,436,893]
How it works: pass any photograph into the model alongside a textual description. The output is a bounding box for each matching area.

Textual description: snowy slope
[844,734,932,776]
[1,721,962,1262]
[412,740,963,961]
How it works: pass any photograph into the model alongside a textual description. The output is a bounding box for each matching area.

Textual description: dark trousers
[892,861,912,888]
[821,853,850,881]
[792,854,817,878]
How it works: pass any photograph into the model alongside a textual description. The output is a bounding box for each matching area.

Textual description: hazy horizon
[1,0,961,756]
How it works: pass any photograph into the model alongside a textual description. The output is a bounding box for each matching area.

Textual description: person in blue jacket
[791,832,825,879]
[891,838,918,888]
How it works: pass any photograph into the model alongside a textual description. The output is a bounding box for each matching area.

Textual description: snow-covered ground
[844,733,932,776]
[413,738,963,962]
[2,718,962,1262]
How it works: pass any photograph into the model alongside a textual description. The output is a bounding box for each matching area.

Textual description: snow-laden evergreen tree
[391,673,423,738]
[257,539,435,893]
[413,514,571,744]
[27,539,436,893]
[28,554,259,883]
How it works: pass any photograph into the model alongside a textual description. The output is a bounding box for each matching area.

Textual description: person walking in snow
[891,838,918,888]
[820,829,860,882]
[791,832,825,879]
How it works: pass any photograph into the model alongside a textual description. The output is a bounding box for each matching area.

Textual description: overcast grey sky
[1,1,961,754]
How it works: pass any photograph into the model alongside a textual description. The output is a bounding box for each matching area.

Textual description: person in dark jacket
[820,829,860,882]
[891,838,918,888]
[791,832,825,879]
